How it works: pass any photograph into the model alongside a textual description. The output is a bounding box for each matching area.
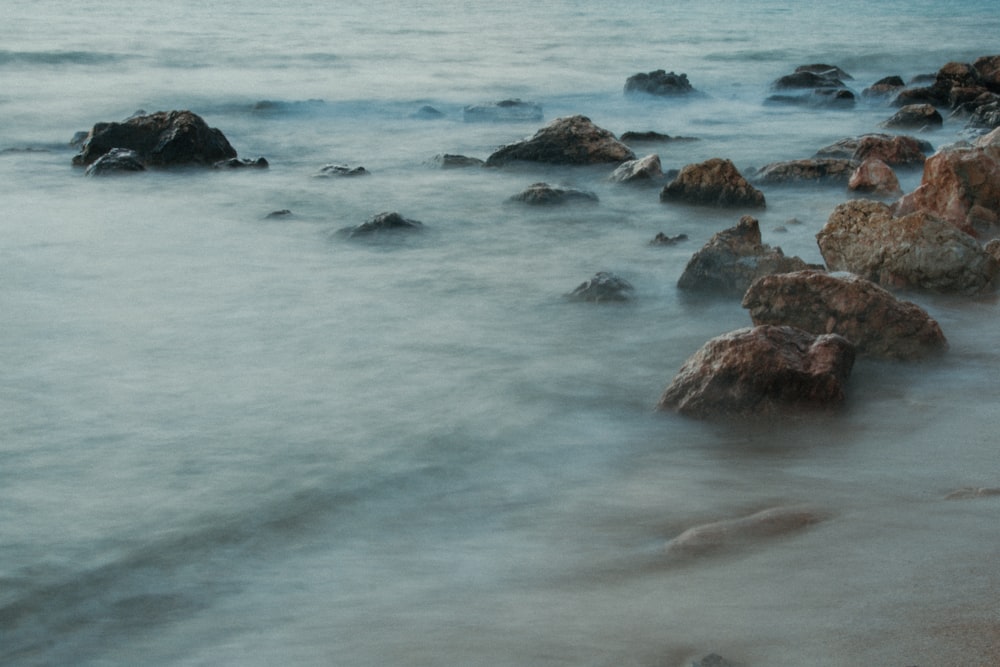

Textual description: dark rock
[656,325,856,418]
[83,147,146,176]
[677,215,819,296]
[765,88,855,109]
[214,157,268,168]
[608,154,663,183]
[337,211,424,238]
[508,182,599,205]
[752,158,857,185]
[649,232,688,246]
[411,105,445,119]
[624,70,695,96]
[620,130,698,144]
[463,99,542,123]
[771,70,846,90]
[893,86,948,108]
[881,104,943,130]
[69,130,89,147]
[266,209,292,219]
[316,164,369,177]
[429,154,484,169]
[742,270,947,360]
[973,54,1000,93]
[565,272,634,302]
[691,653,736,667]
[72,110,238,167]
[967,100,1000,130]
[485,115,635,167]
[660,158,765,208]
[862,76,906,100]
[795,63,853,80]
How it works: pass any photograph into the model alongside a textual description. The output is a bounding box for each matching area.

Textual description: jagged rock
[816,200,998,294]
[336,211,424,238]
[608,154,663,183]
[508,182,599,205]
[848,158,902,197]
[742,270,947,360]
[766,88,855,109]
[676,215,819,296]
[565,272,634,302]
[429,154,484,169]
[660,158,765,208]
[881,103,943,130]
[968,100,1000,130]
[83,147,146,176]
[485,115,635,167]
[624,70,695,96]
[72,110,237,167]
[316,164,369,177]
[656,325,855,418]
[752,158,857,185]
[463,99,543,123]
[649,232,688,246]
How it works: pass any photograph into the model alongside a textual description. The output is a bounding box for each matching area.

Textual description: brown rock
[973,55,1000,93]
[848,158,902,197]
[485,115,635,166]
[660,158,765,208]
[851,134,928,167]
[881,103,943,130]
[753,158,857,185]
[656,325,855,418]
[742,270,947,360]
[816,200,998,294]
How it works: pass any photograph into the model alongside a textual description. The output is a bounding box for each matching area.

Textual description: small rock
[317,164,369,177]
[624,69,696,96]
[753,158,857,185]
[508,182,599,205]
[848,158,902,197]
[214,156,268,168]
[565,272,634,303]
[486,115,635,167]
[649,232,688,246]
[429,154,484,169]
[608,154,663,183]
[463,99,543,123]
[336,211,424,238]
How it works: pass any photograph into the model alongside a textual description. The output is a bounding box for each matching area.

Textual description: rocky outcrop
[660,158,765,208]
[508,182,599,205]
[565,272,634,302]
[485,115,635,167]
[608,154,663,183]
[752,158,857,185]
[816,200,998,293]
[656,325,855,418]
[336,211,424,238]
[742,270,947,360]
[463,99,543,123]
[847,158,902,197]
[676,215,819,296]
[72,110,238,167]
[83,147,146,176]
[881,103,943,130]
[624,70,695,96]
[894,141,1000,237]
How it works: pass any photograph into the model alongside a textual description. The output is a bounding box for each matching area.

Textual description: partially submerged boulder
[72,110,238,167]
[624,70,696,96]
[428,154,484,169]
[619,130,699,144]
[608,154,663,183]
[565,272,634,303]
[677,215,819,296]
[656,325,856,418]
[508,182,599,205]
[767,67,855,108]
[316,164,369,177]
[814,133,930,167]
[862,76,906,100]
[752,158,857,185]
[881,103,943,130]
[83,147,146,176]
[816,200,998,294]
[847,158,902,197]
[463,99,543,123]
[485,115,635,167]
[336,211,424,238]
[742,270,947,360]
[660,158,765,208]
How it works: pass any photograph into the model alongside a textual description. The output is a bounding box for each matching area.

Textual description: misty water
[2,1,1000,665]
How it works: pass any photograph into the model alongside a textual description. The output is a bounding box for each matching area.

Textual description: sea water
[2,1,1000,665]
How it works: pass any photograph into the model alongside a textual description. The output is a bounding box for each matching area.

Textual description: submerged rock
[649,232,688,246]
[657,325,855,418]
[83,147,146,176]
[620,130,699,144]
[316,164,369,177]
[485,115,635,167]
[660,158,765,208]
[742,270,947,360]
[565,272,634,303]
[508,182,599,205]
[336,211,424,238]
[862,75,906,100]
[214,157,268,169]
[463,99,543,123]
[624,69,696,96]
[664,506,826,560]
[752,158,857,185]
[428,154,484,169]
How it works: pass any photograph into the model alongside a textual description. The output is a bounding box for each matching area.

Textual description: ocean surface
[3,1,1000,665]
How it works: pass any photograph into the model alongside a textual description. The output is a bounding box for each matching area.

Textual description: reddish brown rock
[752,158,857,185]
[660,158,765,208]
[816,200,998,294]
[974,55,1000,93]
[848,158,902,197]
[485,115,635,166]
[742,270,947,360]
[894,144,1000,237]
[851,134,927,167]
[656,325,855,418]
[881,103,943,130]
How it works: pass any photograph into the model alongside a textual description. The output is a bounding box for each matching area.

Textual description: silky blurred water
[2,1,1000,665]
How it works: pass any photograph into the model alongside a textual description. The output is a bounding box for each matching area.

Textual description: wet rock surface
[660,158,765,208]
[485,115,635,166]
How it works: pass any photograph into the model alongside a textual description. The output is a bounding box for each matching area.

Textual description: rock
[656,325,855,418]
[316,164,369,177]
[485,115,635,167]
[620,130,698,144]
[608,154,663,183]
[893,85,947,108]
[565,272,634,302]
[742,270,947,360]
[973,55,1000,93]
[265,209,292,219]
[72,110,237,167]
[69,130,89,147]
[967,100,1000,130]
[665,506,826,560]
[795,63,853,80]
[766,88,855,109]
[848,158,902,197]
[881,104,943,130]
[816,200,998,294]
[691,654,736,667]
[508,182,599,205]
[945,487,1000,500]
[463,99,543,123]
[814,134,932,166]
[660,158,765,208]
[83,147,146,176]
[752,158,857,185]
[771,70,846,90]
[894,144,1000,237]
[336,211,424,238]
[411,105,445,119]
[428,154,484,169]
[862,76,906,100]
[676,215,819,296]
[936,61,983,93]
[624,70,695,96]
[649,232,688,246]
[214,157,268,168]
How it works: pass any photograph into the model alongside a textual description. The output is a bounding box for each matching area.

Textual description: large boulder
[816,200,998,294]
[752,158,857,185]
[894,143,1000,237]
[847,158,902,197]
[656,325,856,418]
[660,158,765,208]
[742,270,947,360]
[880,103,943,130]
[677,215,819,296]
[485,115,635,167]
[624,70,695,96]
[72,110,238,167]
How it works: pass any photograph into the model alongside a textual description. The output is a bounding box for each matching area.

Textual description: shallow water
[3,1,1000,665]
